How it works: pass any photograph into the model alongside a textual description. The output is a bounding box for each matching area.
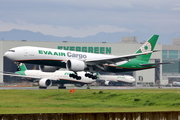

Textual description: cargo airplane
[4,35,168,79]
[3,63,95,89]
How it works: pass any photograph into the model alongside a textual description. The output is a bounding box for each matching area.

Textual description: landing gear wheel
[85,73,97,79]
[39,86,47,89]
[87,84,91,89]
[92,76,97,79]
[58,86,66,89]
[76,76,82,80]
[69,74,75,77]
[85,73,89,77]
[58,84,66,89]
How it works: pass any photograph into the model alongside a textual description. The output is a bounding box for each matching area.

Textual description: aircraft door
[24,49,28,57]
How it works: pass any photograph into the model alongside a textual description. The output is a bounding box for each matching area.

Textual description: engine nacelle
[74,84,85,87]
[39,78,52,87]
[66,59,87,72]
[105,80,110,85]
[39,65,59,72]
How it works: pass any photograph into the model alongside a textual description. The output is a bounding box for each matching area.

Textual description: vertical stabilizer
[135,35,159,62]
[17,63,27,71]
[15,63,27,75]
[95,72,100,79]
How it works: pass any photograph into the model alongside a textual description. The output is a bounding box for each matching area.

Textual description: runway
[0,86,137,90]
[0,86,179,90]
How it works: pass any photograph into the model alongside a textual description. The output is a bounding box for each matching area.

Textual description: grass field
[0,88,180,114]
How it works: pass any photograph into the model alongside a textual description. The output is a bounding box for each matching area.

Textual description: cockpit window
[8,50,15,52]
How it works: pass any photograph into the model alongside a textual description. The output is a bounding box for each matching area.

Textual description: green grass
[0,88,180,114]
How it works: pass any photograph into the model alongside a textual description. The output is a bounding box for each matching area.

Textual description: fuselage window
[8,50,15,52]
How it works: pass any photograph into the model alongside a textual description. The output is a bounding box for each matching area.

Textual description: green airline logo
[64,72,71,75]
[38,50,66,56]
[140,41,152,53]
[144,46,148,50]
[38,50,87,59]
[58,46,111,54]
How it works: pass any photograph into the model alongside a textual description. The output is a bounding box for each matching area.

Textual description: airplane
[96,73,135,86]
[172,82,180,87]
[3,63,96,89]
[4,35,168,79]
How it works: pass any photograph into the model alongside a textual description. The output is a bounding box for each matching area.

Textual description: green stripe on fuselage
[105,59,156,72]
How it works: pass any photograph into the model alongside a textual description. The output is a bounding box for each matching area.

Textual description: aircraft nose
[4,51,14,60]
[4,51,9,57]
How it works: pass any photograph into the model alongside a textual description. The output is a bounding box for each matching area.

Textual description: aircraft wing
[85,51,153,65]
[140,62,173,66]
[2,71,85,82]
[2,72,41,79]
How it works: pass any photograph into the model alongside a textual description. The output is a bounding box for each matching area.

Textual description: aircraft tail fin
[17,63,27,71]
[95,72,101,79]
[135,34,159,62]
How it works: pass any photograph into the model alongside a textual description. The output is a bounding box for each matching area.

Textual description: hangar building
[0,36,163,86]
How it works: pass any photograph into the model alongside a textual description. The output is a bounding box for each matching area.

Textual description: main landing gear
[85,73,97,79]
[69,72,82,80]
[58,84,66,89]
[68,72,97,80]
[86,84,90,89]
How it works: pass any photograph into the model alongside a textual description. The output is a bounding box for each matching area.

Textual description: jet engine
[74,84,85,87]
[66,59,87,72]
[104,80,110,85]
[39,78,52,88]
[39,65,59,72]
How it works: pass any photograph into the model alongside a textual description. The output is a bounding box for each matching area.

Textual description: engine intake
[39,78,52,87]
[105,80,110,85]
[66,59,87,72]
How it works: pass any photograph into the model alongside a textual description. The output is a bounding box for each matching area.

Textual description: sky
[0,0,180,44]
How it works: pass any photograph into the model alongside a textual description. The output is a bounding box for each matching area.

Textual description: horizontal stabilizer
[153,50,161,52]
[140,62,173,66]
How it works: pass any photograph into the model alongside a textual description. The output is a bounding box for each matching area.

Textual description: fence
[0,111,179,120]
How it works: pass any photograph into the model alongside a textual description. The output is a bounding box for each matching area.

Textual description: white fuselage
[23,70,95,84]
[98,75,135,83]
[5,46,118,63]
